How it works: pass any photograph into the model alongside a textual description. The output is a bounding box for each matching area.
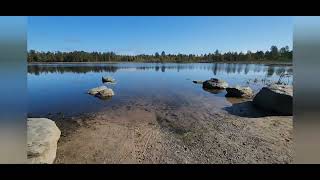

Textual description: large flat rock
[27,118,61,164]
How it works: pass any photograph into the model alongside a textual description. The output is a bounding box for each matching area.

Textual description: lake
[28,62,293,117]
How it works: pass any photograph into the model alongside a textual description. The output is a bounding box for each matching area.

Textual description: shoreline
[28,60,292,66]
[52,98,293,164]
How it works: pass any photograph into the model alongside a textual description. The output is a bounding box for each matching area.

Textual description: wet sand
[53,98,293,164]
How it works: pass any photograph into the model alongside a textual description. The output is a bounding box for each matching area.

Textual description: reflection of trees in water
[209,63,292,77]
[161,65,166,72]
[155,66,159,71]
[29,64,201,74]
[275,67,286,76]
[211,63,258,75]
[253,64,262,73]
[266,65,292,77]
[28,63,293,78]
[226,64,232,74]
[213,64,218,75]
[237,64,244,74]
[232,64,237,74]
[244,64,250,74]
[31,65,40,75]
[28,65,119,75]
[267,66,275,77]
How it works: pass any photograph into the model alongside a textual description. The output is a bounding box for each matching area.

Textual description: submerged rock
[88,86,108,95]
[27,118,61,164]
[95,88,115,99]
[193,80,204,84]
[226,86,253,98]
[102,76,115,83]
[202,78,228,89]
[253,84,293,115]
[203,88,225,94]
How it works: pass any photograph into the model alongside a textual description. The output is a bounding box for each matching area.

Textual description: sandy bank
[53,100,292,164]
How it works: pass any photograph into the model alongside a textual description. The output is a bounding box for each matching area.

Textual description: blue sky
[28,16,292,55]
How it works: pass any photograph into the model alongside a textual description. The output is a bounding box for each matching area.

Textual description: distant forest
[28,45,292,63]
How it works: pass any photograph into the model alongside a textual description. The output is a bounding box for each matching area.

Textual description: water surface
[28,63,293,117]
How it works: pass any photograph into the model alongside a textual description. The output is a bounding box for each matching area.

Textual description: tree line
[28,45,292,63]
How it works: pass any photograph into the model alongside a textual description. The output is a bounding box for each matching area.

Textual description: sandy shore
[53,99,292,164]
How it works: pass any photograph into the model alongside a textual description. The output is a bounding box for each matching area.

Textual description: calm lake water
[28,63,293,117]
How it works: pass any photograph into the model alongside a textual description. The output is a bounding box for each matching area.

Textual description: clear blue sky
[28,16,292,55]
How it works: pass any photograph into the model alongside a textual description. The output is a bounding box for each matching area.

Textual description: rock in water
[27,118,61,164]
[95,88,115,99]
[203,88,225,94]
[102,76,115,83]
[253,84,293,115]
[88,86,108,95]
[193,80,204,84]
[226,86,253,98]
[203,78,228,89]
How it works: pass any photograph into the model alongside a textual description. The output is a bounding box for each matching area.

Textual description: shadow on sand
[223,101,281,118]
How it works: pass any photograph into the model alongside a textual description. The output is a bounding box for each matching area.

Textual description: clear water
[28,62,293,117]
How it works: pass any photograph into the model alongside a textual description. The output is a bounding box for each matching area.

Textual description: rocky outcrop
[95,88,115,99]
[88,86,108,95]
[202,78,228,89]
[27,118,61,164]
[102,76,115,83]
[226,86,253,98]
[253,84,293,115]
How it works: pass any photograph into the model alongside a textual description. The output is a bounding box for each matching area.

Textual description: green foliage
[28,45,292,63]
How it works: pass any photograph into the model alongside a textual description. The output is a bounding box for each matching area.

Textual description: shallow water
[28,62,292,117]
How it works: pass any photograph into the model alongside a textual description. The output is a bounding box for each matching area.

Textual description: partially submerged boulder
[193,80,204,84]
[226,86,253,98]
[102,76,115,83]
[88,86,115,99]
[202,78,228,89]
[203,88,225,94]
[88,86,108,95]
[27,118,61,164]
[95,88,115,99]
[253,84,293,115]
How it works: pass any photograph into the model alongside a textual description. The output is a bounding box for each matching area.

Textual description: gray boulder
[27,118,61,164]
[95,88,115,99]
[88,86,108,95]
[203,78,228,89]
[253,84,293,115]
[226,86,253,98]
